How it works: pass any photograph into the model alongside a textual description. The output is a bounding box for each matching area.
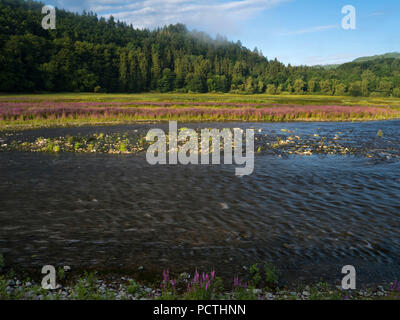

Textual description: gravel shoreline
[1,271,399,300]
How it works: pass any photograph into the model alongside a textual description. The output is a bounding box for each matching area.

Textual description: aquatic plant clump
[1,126,400,161]
[4,133,150,155]
[0,129,326,156]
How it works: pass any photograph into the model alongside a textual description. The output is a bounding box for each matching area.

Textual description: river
[0,120,399,286]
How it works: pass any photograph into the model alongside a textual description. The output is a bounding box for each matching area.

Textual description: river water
[0,121,399,285]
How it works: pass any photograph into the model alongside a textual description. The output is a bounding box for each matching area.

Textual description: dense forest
[1,0,400,97]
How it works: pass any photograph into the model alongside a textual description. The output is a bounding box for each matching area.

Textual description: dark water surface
[1,121,399,285]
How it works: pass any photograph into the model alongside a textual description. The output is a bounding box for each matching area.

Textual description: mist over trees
[1,0,400,97]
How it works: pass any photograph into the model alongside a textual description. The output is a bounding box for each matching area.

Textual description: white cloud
[51,0,291,32]
[303,53,363,66]
[280,24,339,36]
[367,11,385,17]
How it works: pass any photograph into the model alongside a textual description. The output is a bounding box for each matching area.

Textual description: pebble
[266,293,274,300]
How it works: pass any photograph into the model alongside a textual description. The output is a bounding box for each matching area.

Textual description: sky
[44,0,400,66]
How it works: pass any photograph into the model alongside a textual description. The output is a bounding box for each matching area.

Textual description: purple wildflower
[194,269,200,284]
[163,269,169,282]
[390,280,398,290]
[234,276,240,287]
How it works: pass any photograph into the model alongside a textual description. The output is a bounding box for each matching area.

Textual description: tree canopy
[1,0,399,97]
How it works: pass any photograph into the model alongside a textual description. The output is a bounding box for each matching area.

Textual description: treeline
[1,0,400,97]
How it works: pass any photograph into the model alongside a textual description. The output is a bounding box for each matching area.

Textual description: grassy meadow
[1,93,400,131]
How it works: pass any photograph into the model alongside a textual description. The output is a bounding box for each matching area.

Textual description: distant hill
[318,52,400,69]
[316,64,341,70]
[353,52,400,63]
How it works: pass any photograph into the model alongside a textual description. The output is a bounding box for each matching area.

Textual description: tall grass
[1,94,399,129]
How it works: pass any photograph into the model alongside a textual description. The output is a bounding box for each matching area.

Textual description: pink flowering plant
[159,269,223,300]
[183,269,223,300]
[388,280,400,300]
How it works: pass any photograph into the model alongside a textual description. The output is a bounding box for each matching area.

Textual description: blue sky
[45,0,400,66]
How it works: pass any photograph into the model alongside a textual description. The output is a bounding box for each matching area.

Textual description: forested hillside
[353,52,400,63]
[1,0,400,97]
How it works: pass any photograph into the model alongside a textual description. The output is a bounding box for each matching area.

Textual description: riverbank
[1,267,399,300]
[1,93,400,131]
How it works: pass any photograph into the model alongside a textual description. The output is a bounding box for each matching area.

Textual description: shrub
[264,263,279,288]
[349,82,362,97]
[249,264,262,287]
[94,86,104,93]
[393,88,400,98]
[370,91,386,97]
[266,84,276,95]
[57,267,66,281]
[127,280,140,295]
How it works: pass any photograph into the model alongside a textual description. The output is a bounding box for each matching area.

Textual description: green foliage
[393,88,400,98]
[158,68,176,93]
[318,80,331,95]
[247,262,279,291]
[207,75,229,93]
[266,84,276,95]
[46,142,54,153]
[249,264,262,287]
[127,280,140,295]
[74,142,82,150]
[0,276,8,299]
[245,77,256,94]
[183,277,224,300]
[354,52,400,63]
[57,267,65,281]
[94,86,104,93]
[71,272,115,300]
[294,79,306,94]
[0,254,4,270]
[1,1,400,96]
[307,80,316,93]
[232,286,258,300]
[335,83,347,96]
[264,263,279,287]
[185,73,207,93]
[349,82,362,97]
